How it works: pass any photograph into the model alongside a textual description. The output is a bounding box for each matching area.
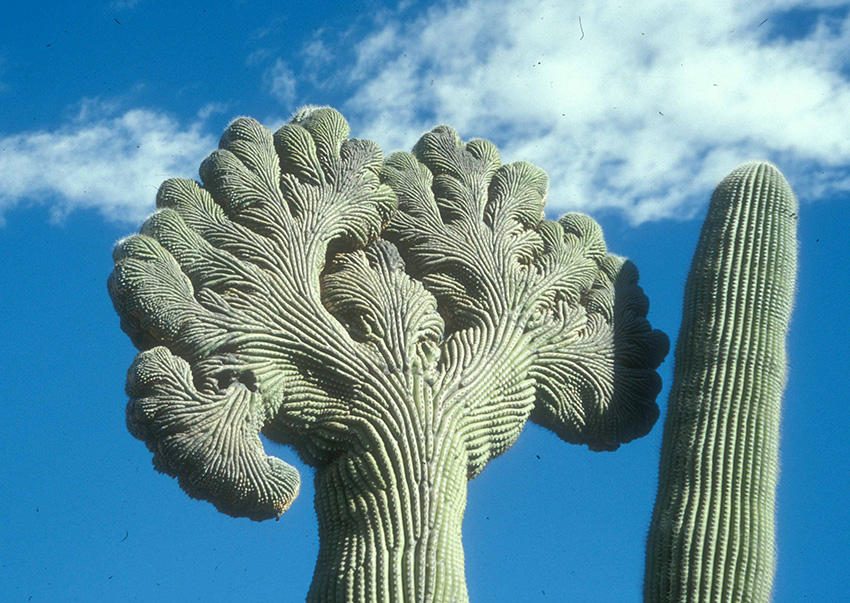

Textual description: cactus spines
[644,161,798,602]
[109,108,668,602]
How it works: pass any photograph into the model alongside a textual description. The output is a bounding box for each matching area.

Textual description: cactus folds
[109,108,667,603]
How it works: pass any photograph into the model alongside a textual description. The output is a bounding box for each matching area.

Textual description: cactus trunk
[309,428,469,603]
[644,162,797,603]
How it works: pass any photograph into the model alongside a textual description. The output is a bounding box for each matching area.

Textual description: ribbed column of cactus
[644,162,798,602]
[109,107,669,602]
[307,387,470,603]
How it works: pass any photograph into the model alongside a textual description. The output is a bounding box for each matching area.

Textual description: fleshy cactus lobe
[109,107,668,602]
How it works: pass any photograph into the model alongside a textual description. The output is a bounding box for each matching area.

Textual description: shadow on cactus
[108,106,671,602]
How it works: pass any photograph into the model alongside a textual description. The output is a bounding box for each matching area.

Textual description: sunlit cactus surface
[644,162,798,603]
[108,107,670,602]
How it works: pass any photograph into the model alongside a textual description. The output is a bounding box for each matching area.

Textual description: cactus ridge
[645,162,797,603]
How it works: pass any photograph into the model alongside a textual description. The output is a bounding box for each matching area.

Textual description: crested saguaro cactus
[644,162,798,602]
[108,107,668,602]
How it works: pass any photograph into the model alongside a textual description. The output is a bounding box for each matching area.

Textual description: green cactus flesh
[644,162,797,603]
[108,107,668,602]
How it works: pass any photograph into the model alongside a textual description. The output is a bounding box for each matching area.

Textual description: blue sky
[1,1,848,601]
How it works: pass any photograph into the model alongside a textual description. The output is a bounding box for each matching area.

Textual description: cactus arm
[111,109,473,602]
[526,215,669,450]
[644,162,797,602]
[124,346,301,520]
[381,127,668,476]
[108,109,398,519]
[381,129,556,476]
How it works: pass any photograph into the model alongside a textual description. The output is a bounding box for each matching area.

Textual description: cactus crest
[109,109,669,602]
[644,161,798,603]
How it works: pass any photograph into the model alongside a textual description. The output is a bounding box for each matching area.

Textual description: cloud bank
[1,0,848,226]
[0,105,216,225]
[338,0,850,223]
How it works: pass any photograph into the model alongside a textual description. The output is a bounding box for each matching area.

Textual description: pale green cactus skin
[644,162,798,602]
[108,107,668,602]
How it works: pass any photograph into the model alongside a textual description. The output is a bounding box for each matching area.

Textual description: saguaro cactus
[644,162,798,602]
[109,107,668,602]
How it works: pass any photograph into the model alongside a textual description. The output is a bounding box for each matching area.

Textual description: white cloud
[7,1,848,228]
[301,37,333,69]
[267,58,297,106]
[0,103,216,225]
[196,102,229,121]
[335,0,850,223]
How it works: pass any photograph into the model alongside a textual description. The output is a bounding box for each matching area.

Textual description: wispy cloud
[301,36,333,69]
[266,58,298,107]
[0,102,216,225]
[331,0,850,223]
